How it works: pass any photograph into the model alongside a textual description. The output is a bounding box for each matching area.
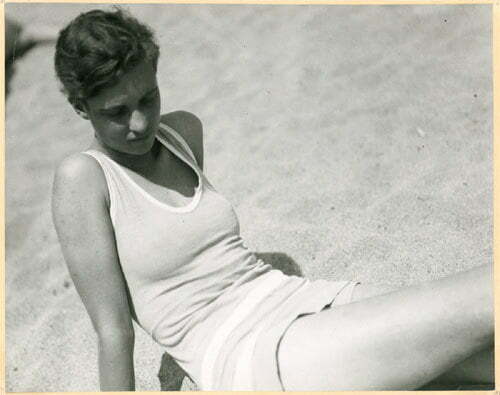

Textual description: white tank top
[82,123,354,390]
[83,123,272,335]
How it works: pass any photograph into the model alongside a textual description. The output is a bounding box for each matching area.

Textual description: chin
[127,134,156,155]
[130,142,155,156]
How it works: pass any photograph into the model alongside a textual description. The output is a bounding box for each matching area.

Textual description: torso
[79,123,269,339]
[76,122,349,391]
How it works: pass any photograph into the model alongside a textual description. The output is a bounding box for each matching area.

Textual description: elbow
[96,325,135,346]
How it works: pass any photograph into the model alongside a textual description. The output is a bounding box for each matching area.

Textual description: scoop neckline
[88,131,203,213]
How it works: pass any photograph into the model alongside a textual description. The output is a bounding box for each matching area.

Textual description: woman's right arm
[52,154,135,391]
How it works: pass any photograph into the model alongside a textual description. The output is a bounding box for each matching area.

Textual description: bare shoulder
[161,111,204,169]
[53,152,109,206]
[54,152,104,184]
[161,110,202,137]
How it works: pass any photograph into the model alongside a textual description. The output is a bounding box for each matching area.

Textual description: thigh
[350,282,397,302]
[277,265,493,391]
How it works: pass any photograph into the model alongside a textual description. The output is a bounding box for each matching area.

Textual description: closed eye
[102,106,128,117]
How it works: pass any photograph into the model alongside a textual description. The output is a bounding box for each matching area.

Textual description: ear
[75,107,89,120]
[71,99,89,120]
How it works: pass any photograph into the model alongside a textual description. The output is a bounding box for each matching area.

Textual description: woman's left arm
[161,111,204,170]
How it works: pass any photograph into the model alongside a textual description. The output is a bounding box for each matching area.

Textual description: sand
[5,4,492,391]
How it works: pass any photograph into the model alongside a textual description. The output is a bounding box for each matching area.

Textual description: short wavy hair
[54,8,160,107]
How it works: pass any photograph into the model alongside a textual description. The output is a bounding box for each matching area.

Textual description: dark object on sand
[158,352,193,390]
[6,19,35,95]
[5,18,55,96]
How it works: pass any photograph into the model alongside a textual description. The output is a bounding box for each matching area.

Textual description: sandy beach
[5,4,492,391]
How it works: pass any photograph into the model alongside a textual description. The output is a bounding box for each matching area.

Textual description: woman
[52,8,494,391]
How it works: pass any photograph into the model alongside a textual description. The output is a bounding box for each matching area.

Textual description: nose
[129,110,147,134]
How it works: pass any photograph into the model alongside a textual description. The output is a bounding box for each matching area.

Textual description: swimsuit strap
[158,122,198,166]
[79,149,119,223]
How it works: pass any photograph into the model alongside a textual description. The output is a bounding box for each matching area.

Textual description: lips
[130,132,152,142]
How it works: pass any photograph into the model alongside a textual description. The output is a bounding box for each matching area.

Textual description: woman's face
[80,60,161,156]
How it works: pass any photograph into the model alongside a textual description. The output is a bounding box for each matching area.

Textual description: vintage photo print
[5,2,494,391]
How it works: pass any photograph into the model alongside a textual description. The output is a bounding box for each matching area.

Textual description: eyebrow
[99,86,159,112]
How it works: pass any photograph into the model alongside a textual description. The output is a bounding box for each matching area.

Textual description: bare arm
[52,154,135,391]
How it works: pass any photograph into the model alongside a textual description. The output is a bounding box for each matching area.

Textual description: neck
[92,139,160,173]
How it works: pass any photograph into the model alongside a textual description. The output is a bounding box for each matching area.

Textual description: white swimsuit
[82,123,358,390]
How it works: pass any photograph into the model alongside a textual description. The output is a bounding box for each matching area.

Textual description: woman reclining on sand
[51,8,494,391]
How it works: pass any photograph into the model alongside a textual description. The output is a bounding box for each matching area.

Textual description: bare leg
[351,281,494,387]
[278,264,493,390]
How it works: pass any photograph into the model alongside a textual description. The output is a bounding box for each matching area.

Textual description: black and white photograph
[5,3,494,391]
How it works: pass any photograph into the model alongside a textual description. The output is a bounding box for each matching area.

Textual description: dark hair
[54,8,160,107]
